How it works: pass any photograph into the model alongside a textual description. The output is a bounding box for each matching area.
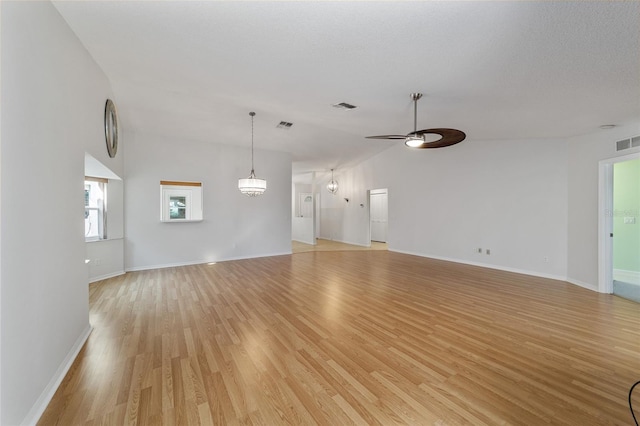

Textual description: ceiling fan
[366,93,466,148]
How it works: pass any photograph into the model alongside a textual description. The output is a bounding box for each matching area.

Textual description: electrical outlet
[486,249,490,255]
[543,256,549,263]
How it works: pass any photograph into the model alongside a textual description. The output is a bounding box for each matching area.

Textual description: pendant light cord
[250,112,255,173]
[413,97,417,133]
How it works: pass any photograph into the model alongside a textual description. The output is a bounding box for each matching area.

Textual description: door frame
[598,151,640,293]
[368,188,388,244]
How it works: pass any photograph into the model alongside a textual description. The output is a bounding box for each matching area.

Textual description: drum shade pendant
[327,169,338,194]
[238,112,267,197]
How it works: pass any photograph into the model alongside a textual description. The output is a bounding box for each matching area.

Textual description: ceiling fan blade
[410,128,466,148]
[365,134,408,140]
[365,94,467,149]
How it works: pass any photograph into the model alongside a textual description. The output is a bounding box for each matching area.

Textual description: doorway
[612,158,640,301]
[599,153,640,301]
[370,189,388,243]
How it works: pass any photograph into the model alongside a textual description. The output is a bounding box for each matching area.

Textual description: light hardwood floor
[39,251,639,425]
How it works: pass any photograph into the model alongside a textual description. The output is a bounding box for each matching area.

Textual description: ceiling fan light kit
[404,135,425,148]
[366,92,466,149]
[238,112,267,197]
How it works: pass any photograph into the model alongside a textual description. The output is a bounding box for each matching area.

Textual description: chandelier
[327,168,338,194]
[238,112,267,197]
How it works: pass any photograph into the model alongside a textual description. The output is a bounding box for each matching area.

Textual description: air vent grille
[332,102,357,110]
[616,139,631,151]
[276,121,293,129]
[615,135,640,151]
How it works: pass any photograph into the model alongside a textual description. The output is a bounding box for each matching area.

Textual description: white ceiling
[53,1,640,176]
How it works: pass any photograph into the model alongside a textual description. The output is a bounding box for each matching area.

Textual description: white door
[299,193,313,218]
[370,190,388,243]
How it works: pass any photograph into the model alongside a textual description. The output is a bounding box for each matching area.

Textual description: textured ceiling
[52,1,640,175]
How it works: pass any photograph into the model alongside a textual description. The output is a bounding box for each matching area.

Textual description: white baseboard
[219,251,292,262]
[390,249,576,285]
[613,269,640,285]
[566,278,599,292]
[24,324,93,426]
[125,251,293,272]
[88,270,125,283]
[338,239,371,248]
[292,238,315,245]
[325,238,371,248]
[126,259,212,272]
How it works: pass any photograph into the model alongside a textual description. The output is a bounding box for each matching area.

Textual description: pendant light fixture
[326,168,338,194]
[238,111,267,197]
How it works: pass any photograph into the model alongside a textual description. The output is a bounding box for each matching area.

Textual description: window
[169,195,187,219]
[160,181,203,222]
[85,177,107,241]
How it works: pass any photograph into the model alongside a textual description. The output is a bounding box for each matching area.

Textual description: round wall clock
[104,99,119,158]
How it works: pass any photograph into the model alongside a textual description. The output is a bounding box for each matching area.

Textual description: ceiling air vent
[276,121,293,129]
[616,139,631,151]
[615,135,640,151]
[332,102,357,110]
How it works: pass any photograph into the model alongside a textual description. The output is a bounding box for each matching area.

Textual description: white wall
[566,122,640,289]
[317,170,357,243]
[319,190,349,242]
[292,217,314,244]
[86,239,125,283]
[1,2,116,424]
[124,133,291,270]
[321,137,569,279]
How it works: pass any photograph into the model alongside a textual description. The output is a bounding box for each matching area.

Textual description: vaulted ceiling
[53,1,640,175]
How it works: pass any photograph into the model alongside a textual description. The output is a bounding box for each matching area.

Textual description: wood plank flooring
[39,251,640,425]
